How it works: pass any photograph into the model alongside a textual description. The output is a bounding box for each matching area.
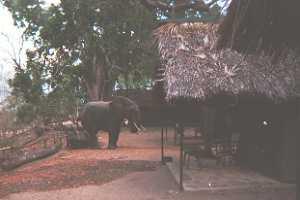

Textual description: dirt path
[3,166,177,200]
[0,128,178,198]
[3,166,295,200]
[0,128,296,200]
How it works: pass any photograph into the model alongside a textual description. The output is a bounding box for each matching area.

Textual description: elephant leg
[108,127,120,149]
[86,130,99,148]
[108,133,116,149]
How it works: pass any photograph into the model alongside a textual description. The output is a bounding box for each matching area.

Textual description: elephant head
[110,96,145,133]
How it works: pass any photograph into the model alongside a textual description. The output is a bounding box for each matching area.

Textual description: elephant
[77,96,145,149]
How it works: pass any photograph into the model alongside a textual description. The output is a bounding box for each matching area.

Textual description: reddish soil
[0,128,296,200]
[0,128,178,198]
[0,159,159,197]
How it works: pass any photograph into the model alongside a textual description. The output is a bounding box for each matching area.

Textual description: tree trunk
[84,56,106,101]
[124,72,130,90]
[103,80,115,99]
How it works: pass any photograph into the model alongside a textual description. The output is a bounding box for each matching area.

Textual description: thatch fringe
[154,22,300,102]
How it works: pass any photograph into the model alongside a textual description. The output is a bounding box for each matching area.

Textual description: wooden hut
[216,0,300,185]
[153,21,300,182]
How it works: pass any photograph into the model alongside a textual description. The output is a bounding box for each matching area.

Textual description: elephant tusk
[140,125,146,131]
[133,122,141,132]
[124,119,129,126]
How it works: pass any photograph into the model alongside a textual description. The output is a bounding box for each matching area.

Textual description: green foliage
[2,0,223,123]
[2,0,158,123]
[155,0,224,21]
[8,50,83,124]
[0,107,17,132]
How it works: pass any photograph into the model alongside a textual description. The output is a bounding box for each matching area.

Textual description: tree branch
[140,0,212,12]
[206,0,220,7]
[174,0,209,12]
[140,0,169,10]
[12,58,22,71]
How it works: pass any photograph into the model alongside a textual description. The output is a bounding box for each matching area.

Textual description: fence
[0,132,68,170]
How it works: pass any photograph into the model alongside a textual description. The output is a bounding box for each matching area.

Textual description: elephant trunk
[140,125,146,131]
[133,122,142,132]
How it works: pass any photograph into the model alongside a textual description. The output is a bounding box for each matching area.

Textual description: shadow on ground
[0,159,159,197]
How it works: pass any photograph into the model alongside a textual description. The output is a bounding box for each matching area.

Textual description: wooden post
[297,129,300,200]
[53,136,57,145]
[179,123,184,191]
[174,124,178,145]
[297,163,299,200]
[161,127,165,165]
[43,139,47,148]
[165,127,168,143]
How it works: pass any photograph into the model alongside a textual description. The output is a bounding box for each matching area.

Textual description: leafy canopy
[2,0,224,124]
[3,0,158,123]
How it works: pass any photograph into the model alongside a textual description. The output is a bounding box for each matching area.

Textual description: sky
[0,1,60,101]
[0,4,24,76]
[0,4,23,101]
[0,0,61,76]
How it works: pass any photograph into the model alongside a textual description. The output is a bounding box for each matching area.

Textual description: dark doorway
[235,100,299,182]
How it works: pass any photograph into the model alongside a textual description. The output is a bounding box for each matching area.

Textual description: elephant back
[79,101,112,132]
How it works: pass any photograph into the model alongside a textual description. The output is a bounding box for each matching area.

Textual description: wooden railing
[0,132,68,170]
[0,127,32,139]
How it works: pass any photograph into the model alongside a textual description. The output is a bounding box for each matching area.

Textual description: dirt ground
[0,128,177,198]
[0,127,296,200]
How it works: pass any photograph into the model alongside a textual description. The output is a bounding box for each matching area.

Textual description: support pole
[165,127,168,143]
[179,124,184,191]
[296,107,300,200]
[297,163,299,200]
[161,127,165,165]
[297,129,300,200]
[174,124,178,145]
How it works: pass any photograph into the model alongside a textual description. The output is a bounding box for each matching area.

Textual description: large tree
[1,0,224,123]
[2,0,157,101]
[141,0,226,21]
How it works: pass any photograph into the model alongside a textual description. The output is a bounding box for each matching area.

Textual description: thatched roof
[217,0,300,55]
[154,22,300,102]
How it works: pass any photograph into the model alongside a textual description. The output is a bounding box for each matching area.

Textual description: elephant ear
[127,105,139,113]
[109,100,126,120]
[109,96,139,120]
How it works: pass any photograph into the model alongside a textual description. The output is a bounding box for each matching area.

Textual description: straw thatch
[154,22,300,102]
[217,0,300,55]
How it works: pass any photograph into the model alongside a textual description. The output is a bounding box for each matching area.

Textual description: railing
[0,127,32,139]
[0,132,68,170]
